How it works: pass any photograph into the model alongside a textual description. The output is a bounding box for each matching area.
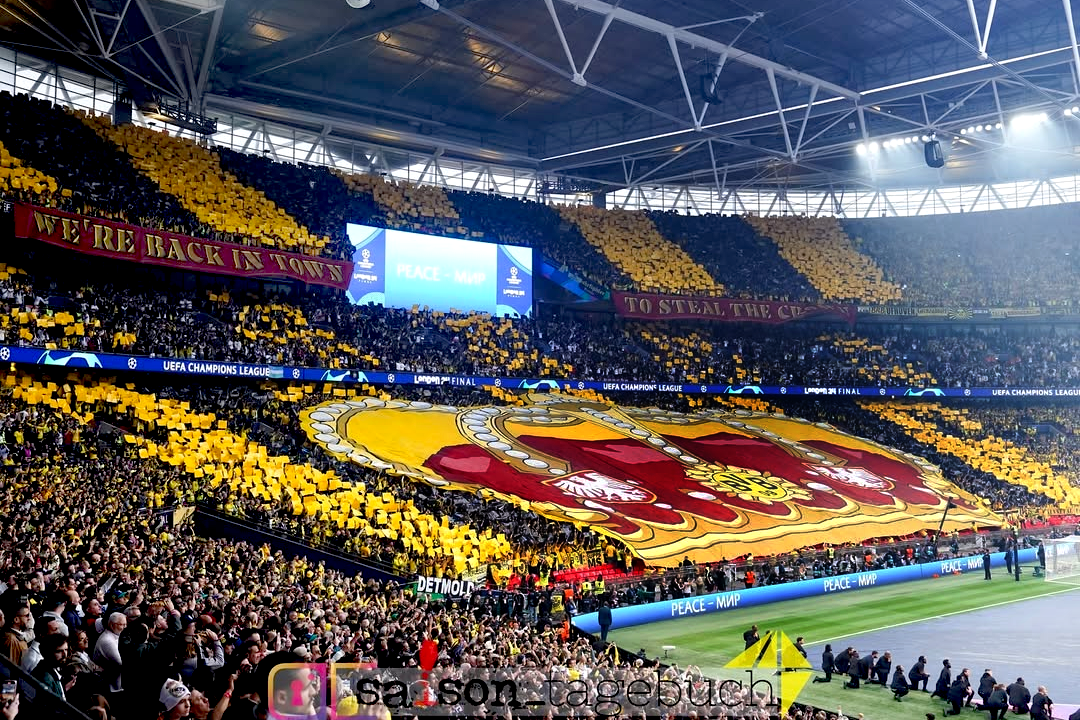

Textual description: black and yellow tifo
[723,631,814,715]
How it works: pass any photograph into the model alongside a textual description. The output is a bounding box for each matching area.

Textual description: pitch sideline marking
[811,584,1080,647]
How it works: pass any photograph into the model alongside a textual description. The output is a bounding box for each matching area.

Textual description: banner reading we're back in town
[13,203,352,290]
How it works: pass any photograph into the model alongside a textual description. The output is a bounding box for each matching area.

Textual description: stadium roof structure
[7,0,1080,196]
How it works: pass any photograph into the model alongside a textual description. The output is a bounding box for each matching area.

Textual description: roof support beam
[579,11,614,79]
[196,3,225,105]
[964,0,997,56]
[434,4,790,162]
[133,0,189,99]
[106,0,134,57]
[666,33,699,129]
[766,68,794,159]
[542,0,584,86]
[554,0,860,102]
[792,83,820,159]
[629,140,706,186]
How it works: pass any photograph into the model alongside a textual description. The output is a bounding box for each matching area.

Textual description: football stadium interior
[2,0,1080,719]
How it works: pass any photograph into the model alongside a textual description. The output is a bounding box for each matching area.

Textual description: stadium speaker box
[924,139,944,168]
[113,99,133,126]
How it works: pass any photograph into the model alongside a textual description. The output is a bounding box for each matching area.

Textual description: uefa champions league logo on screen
[507,265,521,285]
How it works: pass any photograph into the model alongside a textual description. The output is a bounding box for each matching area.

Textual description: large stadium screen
[345,223,533,317]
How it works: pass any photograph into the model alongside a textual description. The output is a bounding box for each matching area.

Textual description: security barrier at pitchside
[300,393,1001,564]
[573,549,1039,633]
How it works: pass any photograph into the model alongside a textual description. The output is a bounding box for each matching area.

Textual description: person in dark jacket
[597,602,612,642]
[946,676,968,715]
[1031,687,1053,720]
[843,650,861,689]
[1007,677,1031,713]
[856,650,876,681]
[958,668,975,706]
[31,633,69,700]
[932,659,952,699]
[873,651,892,686]
[909,655,930,691]
[833,647,852,675]
[983,548,992,579]
[985,684,1008,720]
[891,665,910,701]
[977,669,997,707]
[813,644,834,684]
[742,624,759,649]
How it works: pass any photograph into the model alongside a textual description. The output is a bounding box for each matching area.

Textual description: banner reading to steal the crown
[14,204,352,290]
[301,393,1000,565]
[613,291,857,324]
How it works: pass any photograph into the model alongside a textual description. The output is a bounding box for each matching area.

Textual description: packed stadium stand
[0,0,1079,710]
[846,205,1080,306]
[649,210,820,301]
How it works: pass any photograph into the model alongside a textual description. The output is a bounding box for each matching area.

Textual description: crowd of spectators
[557,205,723,296]
[847,204,1080,306]
[8,244,1080,394]
[0,375,1059,720]
[0,92,199,235]
[10,89,1080,310]
[2,89,1079,720]
[746,216,902,303]
[649,211,820,301]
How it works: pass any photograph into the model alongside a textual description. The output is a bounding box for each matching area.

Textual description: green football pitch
[612,573,1079,719]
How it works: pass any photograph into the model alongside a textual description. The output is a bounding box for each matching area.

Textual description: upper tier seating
[747,215,902,303]
[847,204,1080,306]
[82,113,333,257]
[649,211,819,301]
[559,205,723,295]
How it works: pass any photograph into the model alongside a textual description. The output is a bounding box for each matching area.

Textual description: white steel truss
[7,45,1080,220]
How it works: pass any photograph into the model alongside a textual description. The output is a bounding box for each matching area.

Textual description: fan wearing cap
[159,678,191,720]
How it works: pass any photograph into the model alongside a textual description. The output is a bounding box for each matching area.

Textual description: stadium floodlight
[855,143,867,156]
[868,141,880,153]
[960,128,967,135]
[1073,106,1080,115]
[1011,111,1049,129]
[346,0,372,7]
[995,122,1002,129]
[967,126,976,134]
[921,134,930,142]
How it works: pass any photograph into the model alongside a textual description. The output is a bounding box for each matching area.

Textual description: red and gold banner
[301,394,1000,565]
[13,204,352,290]
[613,291,857,324]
